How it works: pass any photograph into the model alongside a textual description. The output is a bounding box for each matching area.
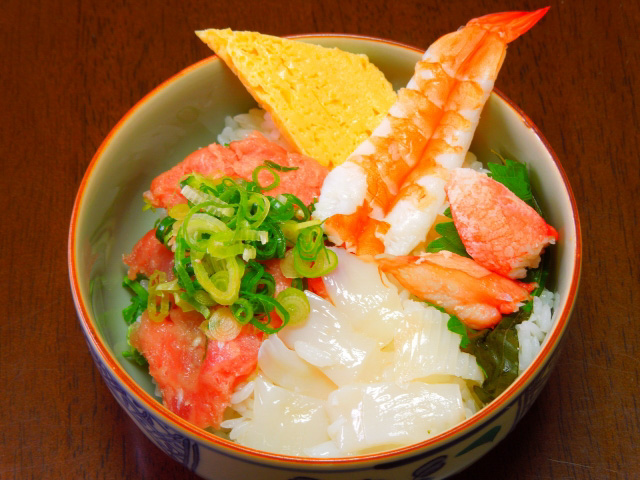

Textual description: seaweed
[459,257,548,403]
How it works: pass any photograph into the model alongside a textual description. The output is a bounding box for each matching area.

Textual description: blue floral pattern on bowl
[85,338,200,471]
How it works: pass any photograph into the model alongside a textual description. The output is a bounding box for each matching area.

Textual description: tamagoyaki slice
[196,29,396,167]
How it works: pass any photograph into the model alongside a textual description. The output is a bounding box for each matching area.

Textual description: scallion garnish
[140,163,338,335]
[276,288,311,326]
[263,160,299,172]
[147,271,170,322]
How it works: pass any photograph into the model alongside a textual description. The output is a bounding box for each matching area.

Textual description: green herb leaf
[487,157,532,201]
[121,277,149,366]
[447,315,471,349]
[122,348,148,366]
[487,156,544,214]
[426,221,470,257]
[122,276,148,325]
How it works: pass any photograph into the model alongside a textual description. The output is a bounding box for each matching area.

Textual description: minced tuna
[144,131,328,210]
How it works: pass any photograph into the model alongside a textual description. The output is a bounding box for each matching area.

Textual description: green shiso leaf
[447,315,471,349]
[487,158,533,204]
[462,254,550,403]
[425,155,553,403]
[426,221,470,257]
[487,154,543,215]
[425,301,470,349]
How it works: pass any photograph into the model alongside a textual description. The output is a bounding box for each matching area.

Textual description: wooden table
[2,1,638,478]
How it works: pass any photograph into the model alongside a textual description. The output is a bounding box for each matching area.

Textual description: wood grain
[1,0,638,479]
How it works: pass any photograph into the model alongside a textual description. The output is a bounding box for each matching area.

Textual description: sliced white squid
[322,247,404,346]
[394,300,484,384]
[278,292,389,386]
[257,334,337,400]
[326,381,466,454]
[229,375,331,456]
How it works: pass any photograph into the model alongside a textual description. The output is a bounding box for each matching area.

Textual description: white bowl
[68,34,581,479]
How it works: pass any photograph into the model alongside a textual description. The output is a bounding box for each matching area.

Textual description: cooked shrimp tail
[467,7,551,43]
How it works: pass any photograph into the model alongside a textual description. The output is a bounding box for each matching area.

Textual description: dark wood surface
[2,0,638,479]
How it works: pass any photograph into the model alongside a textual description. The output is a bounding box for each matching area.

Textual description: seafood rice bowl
[69,9,580,480]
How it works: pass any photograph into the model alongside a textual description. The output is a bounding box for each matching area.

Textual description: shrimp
[313,8,550,256]
[377,251,534,329]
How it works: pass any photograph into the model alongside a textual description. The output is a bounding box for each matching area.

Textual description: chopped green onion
[193,255,241,305]
[293,246,338,278]
[263,160,299,172]
[201,307,242,342]
[147,271,170,322]
[131,164,334,336]
[247,295,289,334]
[252,165,280,191]
[295,225,325,261]
[251,221,286,259]
[123,277,148,301]
[193,289,216,306]
[244,193,270,227]
[279,250,299,278]
[122,276,148,325]
[177,292,211,317]
[276,288,310,326]
[122,348,147,366]
[281,194,311,221]
[231,298,254,325]
[290,277,307,291]
[280,219,322,244]
[168,203,190,220]
[174,238,196,296]
[155,216,176,246]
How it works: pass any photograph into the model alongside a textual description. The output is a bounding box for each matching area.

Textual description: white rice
[462,151,490,174]
[516,289,557,373]
[217,108,292,150]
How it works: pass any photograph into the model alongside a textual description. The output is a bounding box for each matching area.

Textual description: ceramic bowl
[68,34,581,479]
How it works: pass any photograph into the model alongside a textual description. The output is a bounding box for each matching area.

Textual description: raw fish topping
[130,307,262,429]
[145,132,327,209]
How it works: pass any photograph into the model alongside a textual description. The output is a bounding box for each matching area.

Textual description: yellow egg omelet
[196,29,396,167]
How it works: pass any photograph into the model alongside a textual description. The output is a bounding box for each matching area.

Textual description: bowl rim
[68,33,582,467]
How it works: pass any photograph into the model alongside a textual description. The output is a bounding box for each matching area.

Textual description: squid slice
[322,247,404,346]
[257,334,337,400]
[278,292,390,386]
[394,300,484,384]
[228,375,331,456]
[326,381,466,454]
